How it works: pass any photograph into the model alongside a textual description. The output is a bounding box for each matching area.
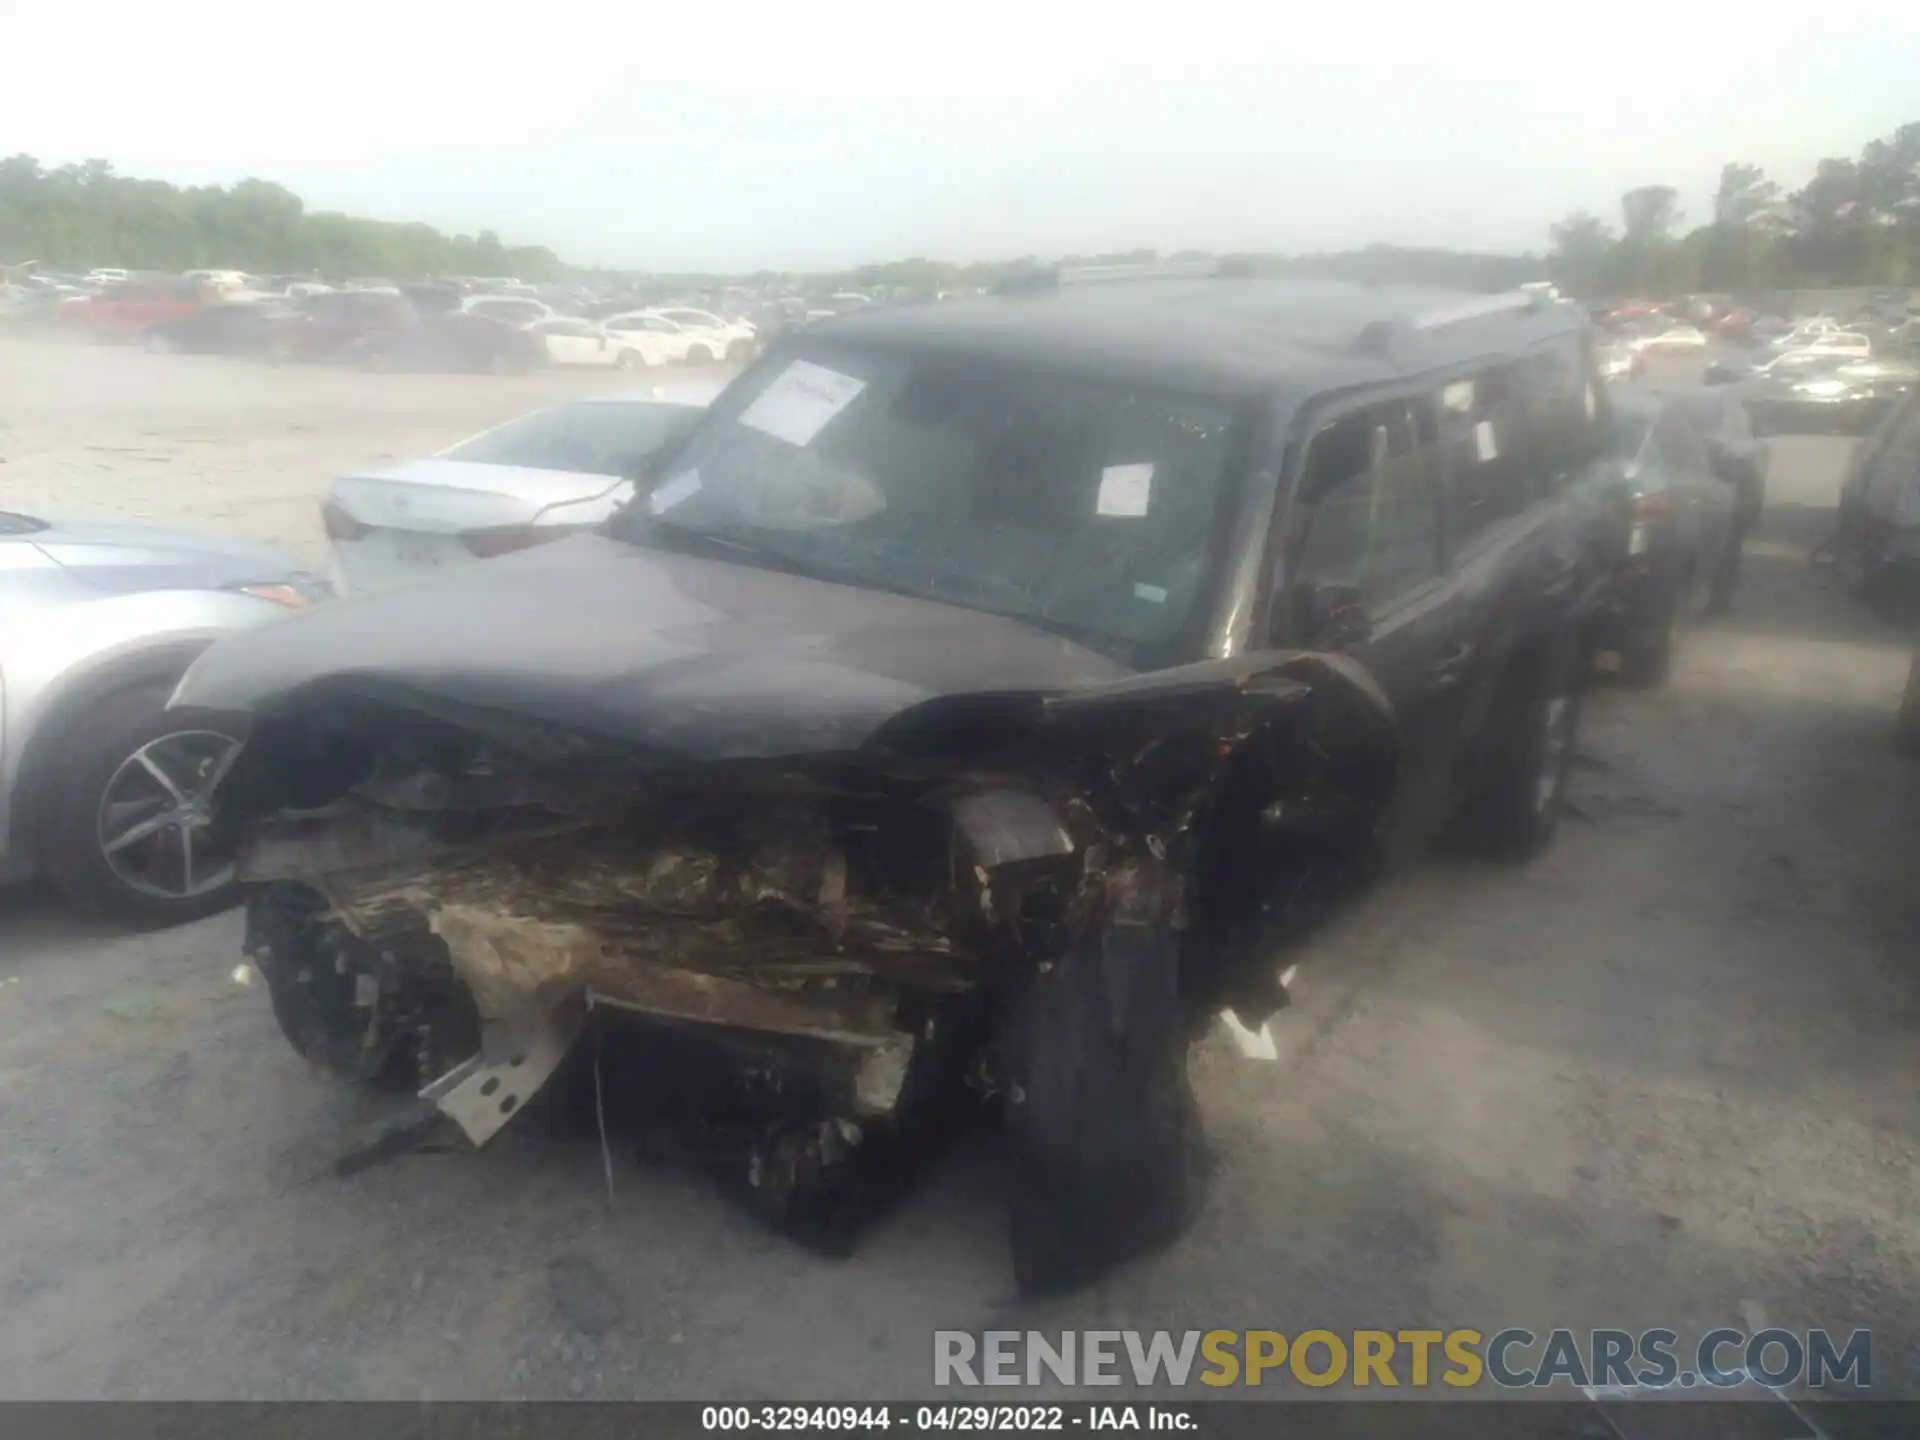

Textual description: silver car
[321,381,722,593]
[0,510,328,924]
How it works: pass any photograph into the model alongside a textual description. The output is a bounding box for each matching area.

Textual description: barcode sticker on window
[1473,420,1499,463]
[738,360,866,447]
[1097,463,1154,517]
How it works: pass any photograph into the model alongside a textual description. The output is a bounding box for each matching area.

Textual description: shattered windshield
[442,399,697,476]
[608,342,1246,660]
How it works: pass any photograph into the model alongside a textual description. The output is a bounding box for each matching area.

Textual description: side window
[1292,397,1445,616]
[1519,336,1604,488]
[644,317,681,334]
[1438,365,1531,547]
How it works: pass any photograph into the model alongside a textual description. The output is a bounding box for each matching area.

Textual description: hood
[173,532,1132,761]
[329,459,628,533]
[27,518,315,595]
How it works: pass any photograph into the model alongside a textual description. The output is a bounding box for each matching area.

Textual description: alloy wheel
[95,729,242,901]
[1535,695,1571,813]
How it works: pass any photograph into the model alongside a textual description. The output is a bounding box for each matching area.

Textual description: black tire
[1461,634,1584,861]
[1895,649,1920,758]
[38,684,244,927]
[725,338,753,363]
[687,344,714,365]
[1618,595,1676,686]
[615,347,644,370]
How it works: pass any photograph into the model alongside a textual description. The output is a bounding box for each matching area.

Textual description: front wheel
[686,344,714,366]
[725,338,753,363]
[39,684,245,927]
[615,348,644,370]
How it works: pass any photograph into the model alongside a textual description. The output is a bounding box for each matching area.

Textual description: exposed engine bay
[220,651,1394,1292]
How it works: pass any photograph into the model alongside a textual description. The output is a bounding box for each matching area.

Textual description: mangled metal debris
[203,636,1393,1292]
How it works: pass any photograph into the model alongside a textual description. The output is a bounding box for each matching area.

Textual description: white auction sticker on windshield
[737,360,866,447]
[649,470,702,514]
[1472,420,1499,463]
[1097,463,1154,518]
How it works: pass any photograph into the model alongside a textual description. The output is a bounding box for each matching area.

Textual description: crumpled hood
[173,532,1133,760]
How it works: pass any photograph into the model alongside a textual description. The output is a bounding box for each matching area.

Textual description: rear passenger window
[1520,336,1605,485]
[1438,365,1531,547]
[1293,397,1445,612]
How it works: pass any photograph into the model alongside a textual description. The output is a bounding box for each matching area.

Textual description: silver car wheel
[1535,695,1571,813]
[95,729,242,900]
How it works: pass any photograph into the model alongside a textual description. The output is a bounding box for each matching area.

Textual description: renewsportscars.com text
[933,1328,1873,1391]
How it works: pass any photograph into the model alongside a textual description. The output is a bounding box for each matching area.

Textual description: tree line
[0,156,563,281]
[9,122,1917,299]
[1546,121,1920,301]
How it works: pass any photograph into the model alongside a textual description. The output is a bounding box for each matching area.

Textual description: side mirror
[1297,580,1372,649]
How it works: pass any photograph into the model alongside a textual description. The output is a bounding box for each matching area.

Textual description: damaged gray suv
[174,268,1620,1291]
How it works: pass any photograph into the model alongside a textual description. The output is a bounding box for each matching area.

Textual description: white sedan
[649,306,760,362]
[1629,324,1710,353]
[460,293,557,327]
[321,381,723,594]
[526,317,662,369]
[604,309,754,365]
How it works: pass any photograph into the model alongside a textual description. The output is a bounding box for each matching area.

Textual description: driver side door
[1274,393,1469,865]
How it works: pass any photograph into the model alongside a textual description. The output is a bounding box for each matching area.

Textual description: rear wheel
[1896,649,1920,758]
[1461,634,1584,860]
[39,684,244,927]
[1704,537,1743,616]
[615,348,644,370]
[1619,595,1676,687]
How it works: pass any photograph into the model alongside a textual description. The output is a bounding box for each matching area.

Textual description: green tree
[1547,210,1617,297]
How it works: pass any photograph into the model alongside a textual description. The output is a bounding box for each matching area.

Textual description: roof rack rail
[1354,287,1560,358]
[994,258,1227,295]
[1057,258,1226,285]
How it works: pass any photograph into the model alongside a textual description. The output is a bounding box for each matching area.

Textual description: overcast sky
[6,4,1919,272]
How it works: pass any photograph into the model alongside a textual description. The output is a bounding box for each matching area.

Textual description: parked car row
[4,267,767,375]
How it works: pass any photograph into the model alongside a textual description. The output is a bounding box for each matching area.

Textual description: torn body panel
[223,644,1396,1289]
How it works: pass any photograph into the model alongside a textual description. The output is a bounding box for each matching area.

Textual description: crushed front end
[218,653,1394,1291]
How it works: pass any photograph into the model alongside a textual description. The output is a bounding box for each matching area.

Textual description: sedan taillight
[321,498,371,541]
[459,524,564,558]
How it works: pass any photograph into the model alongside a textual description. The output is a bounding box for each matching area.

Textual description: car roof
[805,277,1588,399]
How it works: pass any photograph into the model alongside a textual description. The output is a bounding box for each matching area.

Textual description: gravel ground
[1,338,1917,1403]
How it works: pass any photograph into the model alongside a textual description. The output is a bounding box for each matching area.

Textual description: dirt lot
[0,333,735,569]
[2,338,1918,1402]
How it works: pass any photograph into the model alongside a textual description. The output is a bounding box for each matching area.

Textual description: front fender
[3,589,297,864]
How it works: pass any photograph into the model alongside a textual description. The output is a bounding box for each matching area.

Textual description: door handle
[1430,641,1474,687]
